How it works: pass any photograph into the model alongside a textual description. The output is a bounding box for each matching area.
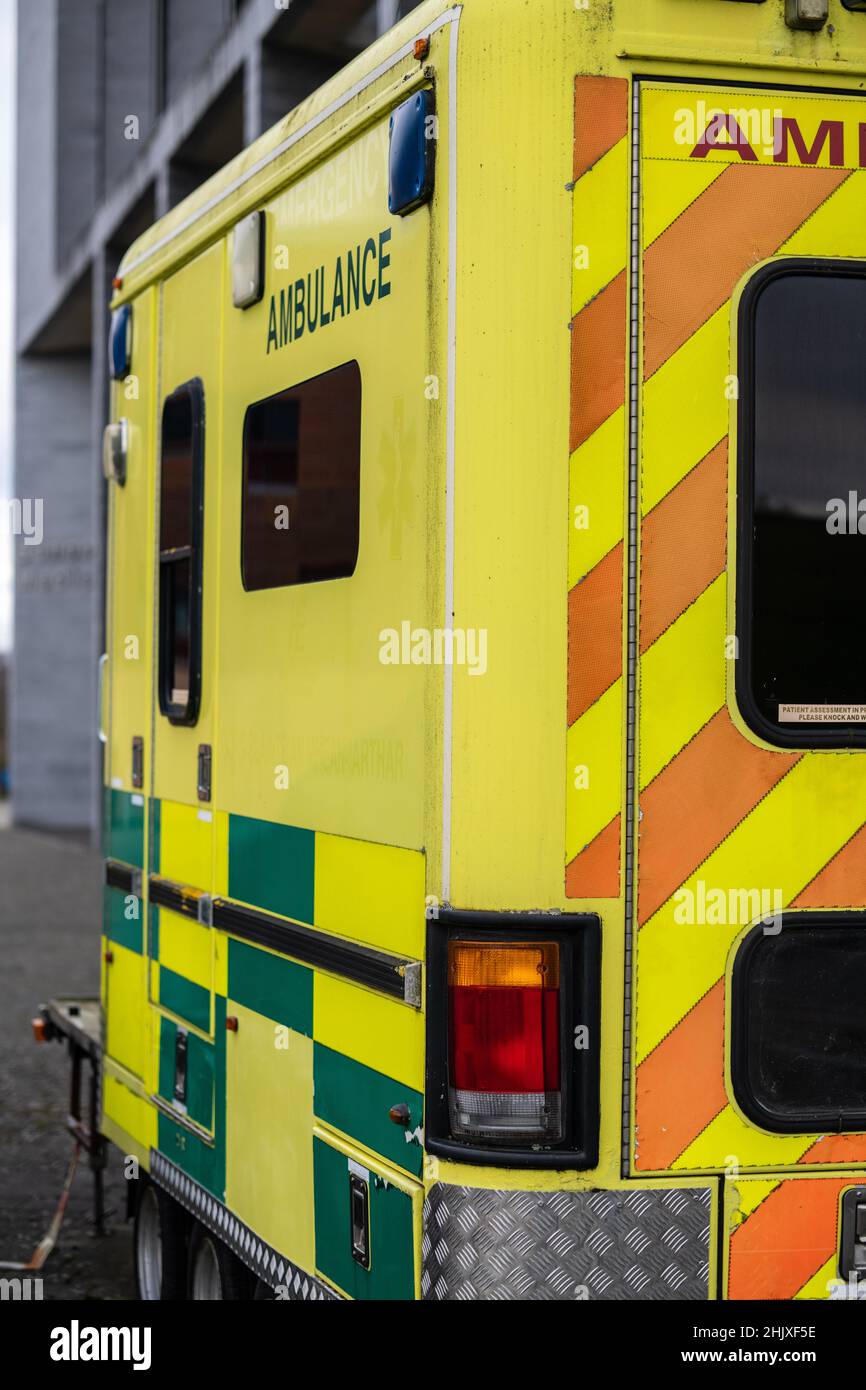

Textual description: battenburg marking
[267,230,392,354]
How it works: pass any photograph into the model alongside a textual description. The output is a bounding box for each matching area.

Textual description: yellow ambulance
[42,0,866,1300]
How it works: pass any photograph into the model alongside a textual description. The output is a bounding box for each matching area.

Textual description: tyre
[133,1180,187,1301]
[187,1223,250,1300]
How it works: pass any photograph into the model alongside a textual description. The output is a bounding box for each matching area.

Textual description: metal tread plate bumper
[422,1183,712,1301]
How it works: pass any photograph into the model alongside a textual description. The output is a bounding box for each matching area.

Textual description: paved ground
[0,821,135,1300]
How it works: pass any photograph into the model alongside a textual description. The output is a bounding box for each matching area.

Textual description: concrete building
[13,0,420,836]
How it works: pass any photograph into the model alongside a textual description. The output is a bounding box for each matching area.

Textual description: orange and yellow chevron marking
[571,278,627,454]
[573,75,629,184]
[630,84,866,1179]
[636,811,866,1173]
[568,543,622,724]
[636,809,866,1175]
[639,439,727,651]
[634,979,727,1173]
[566,814,621,900]
[565,76,629,899]
[792,822,866,908]
[643,164,850,381]
[637,711,799,929]
[728,1177,853,1301]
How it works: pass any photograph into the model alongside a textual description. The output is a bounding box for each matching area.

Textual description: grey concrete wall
[104,0,162,189]
[16,0,57,341]
[56,0,103,265]
[165,0,235,108]
[12,355,97,831]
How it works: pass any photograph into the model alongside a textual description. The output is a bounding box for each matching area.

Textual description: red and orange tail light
[447,940,563,1144]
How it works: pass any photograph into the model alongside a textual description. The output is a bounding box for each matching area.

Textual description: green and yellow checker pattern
[101,788,425,1299]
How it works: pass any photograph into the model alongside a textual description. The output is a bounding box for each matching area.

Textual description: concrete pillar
[56,0,104,264]
[104,0,162,190]
[245,41,341,143]
[12,353,98,833]
[163,0,235,108]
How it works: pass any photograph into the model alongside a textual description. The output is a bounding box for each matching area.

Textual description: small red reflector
[112,276,123,290]
[414,37,430,61]
[226,1015,239,1032]
[32,1017,49,1044]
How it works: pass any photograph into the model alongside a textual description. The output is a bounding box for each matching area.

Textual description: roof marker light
[108,304,132,381]
[389,90,436,217]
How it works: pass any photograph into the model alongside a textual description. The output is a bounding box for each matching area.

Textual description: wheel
[187,1223,249,1300]
[133,1180,187,1301]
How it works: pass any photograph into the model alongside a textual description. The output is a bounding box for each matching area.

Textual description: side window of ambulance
[732,916,866,1133]
[737,263,866,747]
[241,361,361,592]
[158,379,205,726]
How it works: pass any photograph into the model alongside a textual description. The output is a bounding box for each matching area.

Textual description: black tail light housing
[426,909,601,1168]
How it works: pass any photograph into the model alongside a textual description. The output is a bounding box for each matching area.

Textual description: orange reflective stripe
[567,541,623,724]
[565,814,620,898]
[634,979,727,1171]
[792,822,866,908]
[801,1134,866,1165]
[640,439,728,651]
[643,164,850,380]
[570,271,627,453]
[637,709,799,927]
[573,75,628,182]
[728,1178,849,1300]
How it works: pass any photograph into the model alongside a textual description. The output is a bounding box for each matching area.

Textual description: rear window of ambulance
[737,263,866,746]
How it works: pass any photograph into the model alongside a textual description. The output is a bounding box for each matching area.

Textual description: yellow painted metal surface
[154,241,224,815]
[102,1062,158,1165]
[104,288,156,798]
[211,113,438,853]
[314,834,426,958]
[314,974,424,1093]
[226,1003,315,1273]
[156,909,214,1002]
[158,800,215,891]
[104,942,147,1080]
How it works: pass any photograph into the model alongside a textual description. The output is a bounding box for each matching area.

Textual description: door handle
[839,1186,866,1287]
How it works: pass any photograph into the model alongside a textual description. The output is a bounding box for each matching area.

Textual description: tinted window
[158,381,204,725]
[738,264,866,745]
[242,362,361,592]
[732,915,866,1132]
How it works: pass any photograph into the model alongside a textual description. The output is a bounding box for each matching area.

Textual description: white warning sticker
[778,704,866,723]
